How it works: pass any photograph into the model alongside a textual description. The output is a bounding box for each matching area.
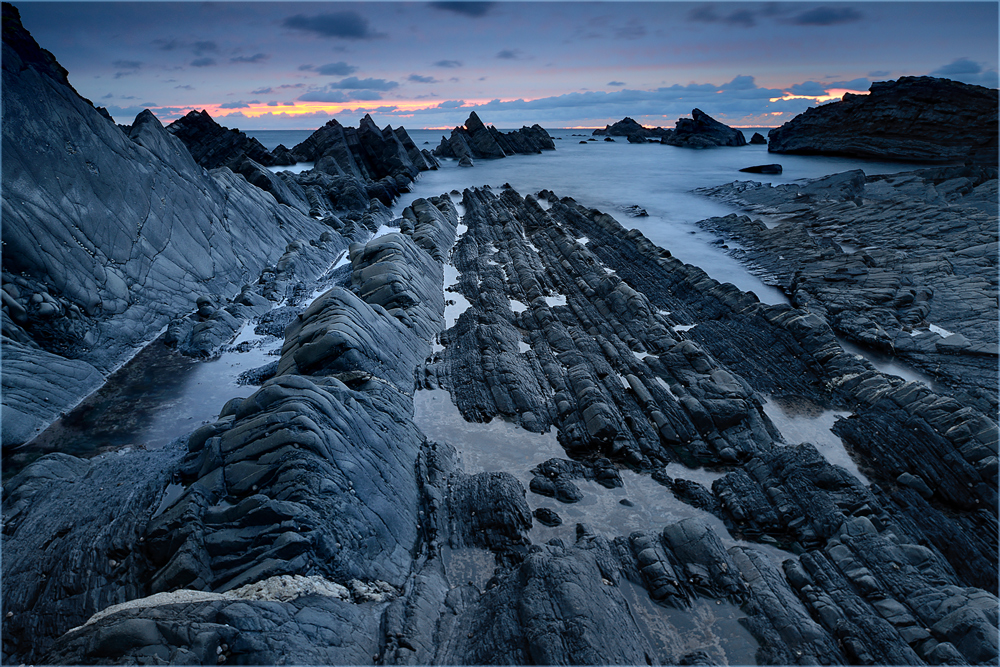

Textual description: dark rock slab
[768,76,999,164]
[750,132,767,145]
[740,163,782,174]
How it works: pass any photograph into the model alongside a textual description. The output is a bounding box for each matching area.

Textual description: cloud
[328,77,399,91]
[282,12,385,40]
[101,92,114,99]
[434,60,463,68]
[408,74,439,83]
[279,83,306,89]
[930,57,999,87]
[267,101,279,106]
[154,39,217,56]
[789,7,863,26]
[191,57,216,68]
[230,53,269,64]
[219,100,260,109]
[614,21,646,39]
[251,87,273,95]
[175,84,195,91]
[297,85,389,102]
[428,2,496,17]
[496,49,522,60]
[436,99,467,108]
[868,70,891,78]
[113,60,142,79]
[607,81,625,87]
[788,81,826,96]
[316,62,359,76]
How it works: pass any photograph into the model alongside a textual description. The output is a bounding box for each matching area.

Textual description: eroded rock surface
[696,167,998,412]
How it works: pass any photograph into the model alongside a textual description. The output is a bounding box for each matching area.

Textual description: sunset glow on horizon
[15,1,997,132]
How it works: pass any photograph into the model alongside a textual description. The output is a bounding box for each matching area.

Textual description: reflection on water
[761,394,870,485]
[3,321,281,479]
[412,389,788,566]
[619,577,759,666]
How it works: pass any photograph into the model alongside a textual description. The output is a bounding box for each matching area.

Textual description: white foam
[544,294,567,307]
[510,299,528,313]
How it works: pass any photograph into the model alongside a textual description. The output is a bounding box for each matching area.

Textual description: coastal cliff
[768,76,999,164]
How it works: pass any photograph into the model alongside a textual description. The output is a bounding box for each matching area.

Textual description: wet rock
[592,117,671,140]
[768,76,999,164]
[533,507,562,526]
[749,132,767,145]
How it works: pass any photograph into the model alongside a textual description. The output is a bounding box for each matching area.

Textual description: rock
[750,132,767,145]
[592,117,671,140]
[1,5,349,443]
[739,164,782,174]
[767,76,999,164]
[166,110,287,170]
[533,508,562,526]
[662,108,748,148]
[432,112,555,163]
[604,136,616,142]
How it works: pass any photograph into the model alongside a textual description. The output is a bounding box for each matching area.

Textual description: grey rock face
[767,76,999,164]
[433,111,555,162]
[696,167,998,412]
[1,6,345,444]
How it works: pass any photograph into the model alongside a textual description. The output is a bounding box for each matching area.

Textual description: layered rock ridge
[432,111,555,166]
[696,167,999,413]
[4,186,997,665]
[1,4,359,447]
[767,76,999,164]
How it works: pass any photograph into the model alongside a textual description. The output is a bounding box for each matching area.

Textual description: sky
[14,1,1000,130]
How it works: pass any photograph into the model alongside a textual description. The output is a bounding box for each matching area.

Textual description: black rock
[739,164,783,174]
[432,112,555,163]
[749,132,767,145]
[662,108,748,148]
[532,507,563,526]
[767,76,999,164]
[166,110,286,170]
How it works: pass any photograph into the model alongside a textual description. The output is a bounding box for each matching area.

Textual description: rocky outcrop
[663,108,748,148]
[433,111,555,162]
[767,76,999,164]
[166,109,290,170]
[1,4,348,446]
[750,132,767,145]
[696,167,998,412]
[592,117,671,140]
[595,110,748,148]
[4,185,997,665]
[740,164,782,174]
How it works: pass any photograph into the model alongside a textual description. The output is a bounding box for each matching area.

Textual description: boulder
[739,164,783,174]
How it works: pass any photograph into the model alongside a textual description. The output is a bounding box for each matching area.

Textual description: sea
[248,127,930,303]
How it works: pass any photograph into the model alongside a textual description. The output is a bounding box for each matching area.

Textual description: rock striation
[6,184,996,666]
[433,111,555,164]
[696,167,999,413]
[767,76,999,164]
[1,4,351,446]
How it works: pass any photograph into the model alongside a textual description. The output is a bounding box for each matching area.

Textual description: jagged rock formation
[1,4,348,446]
[750,132,767,145]
[767,76,999,164]
[696,167,998,413]
[6,186,996,666]
[595,110,747,148]
[433,111,555,164]
[166,109,291,170]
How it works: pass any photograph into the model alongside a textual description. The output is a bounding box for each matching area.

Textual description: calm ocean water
[248,127,929,304]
